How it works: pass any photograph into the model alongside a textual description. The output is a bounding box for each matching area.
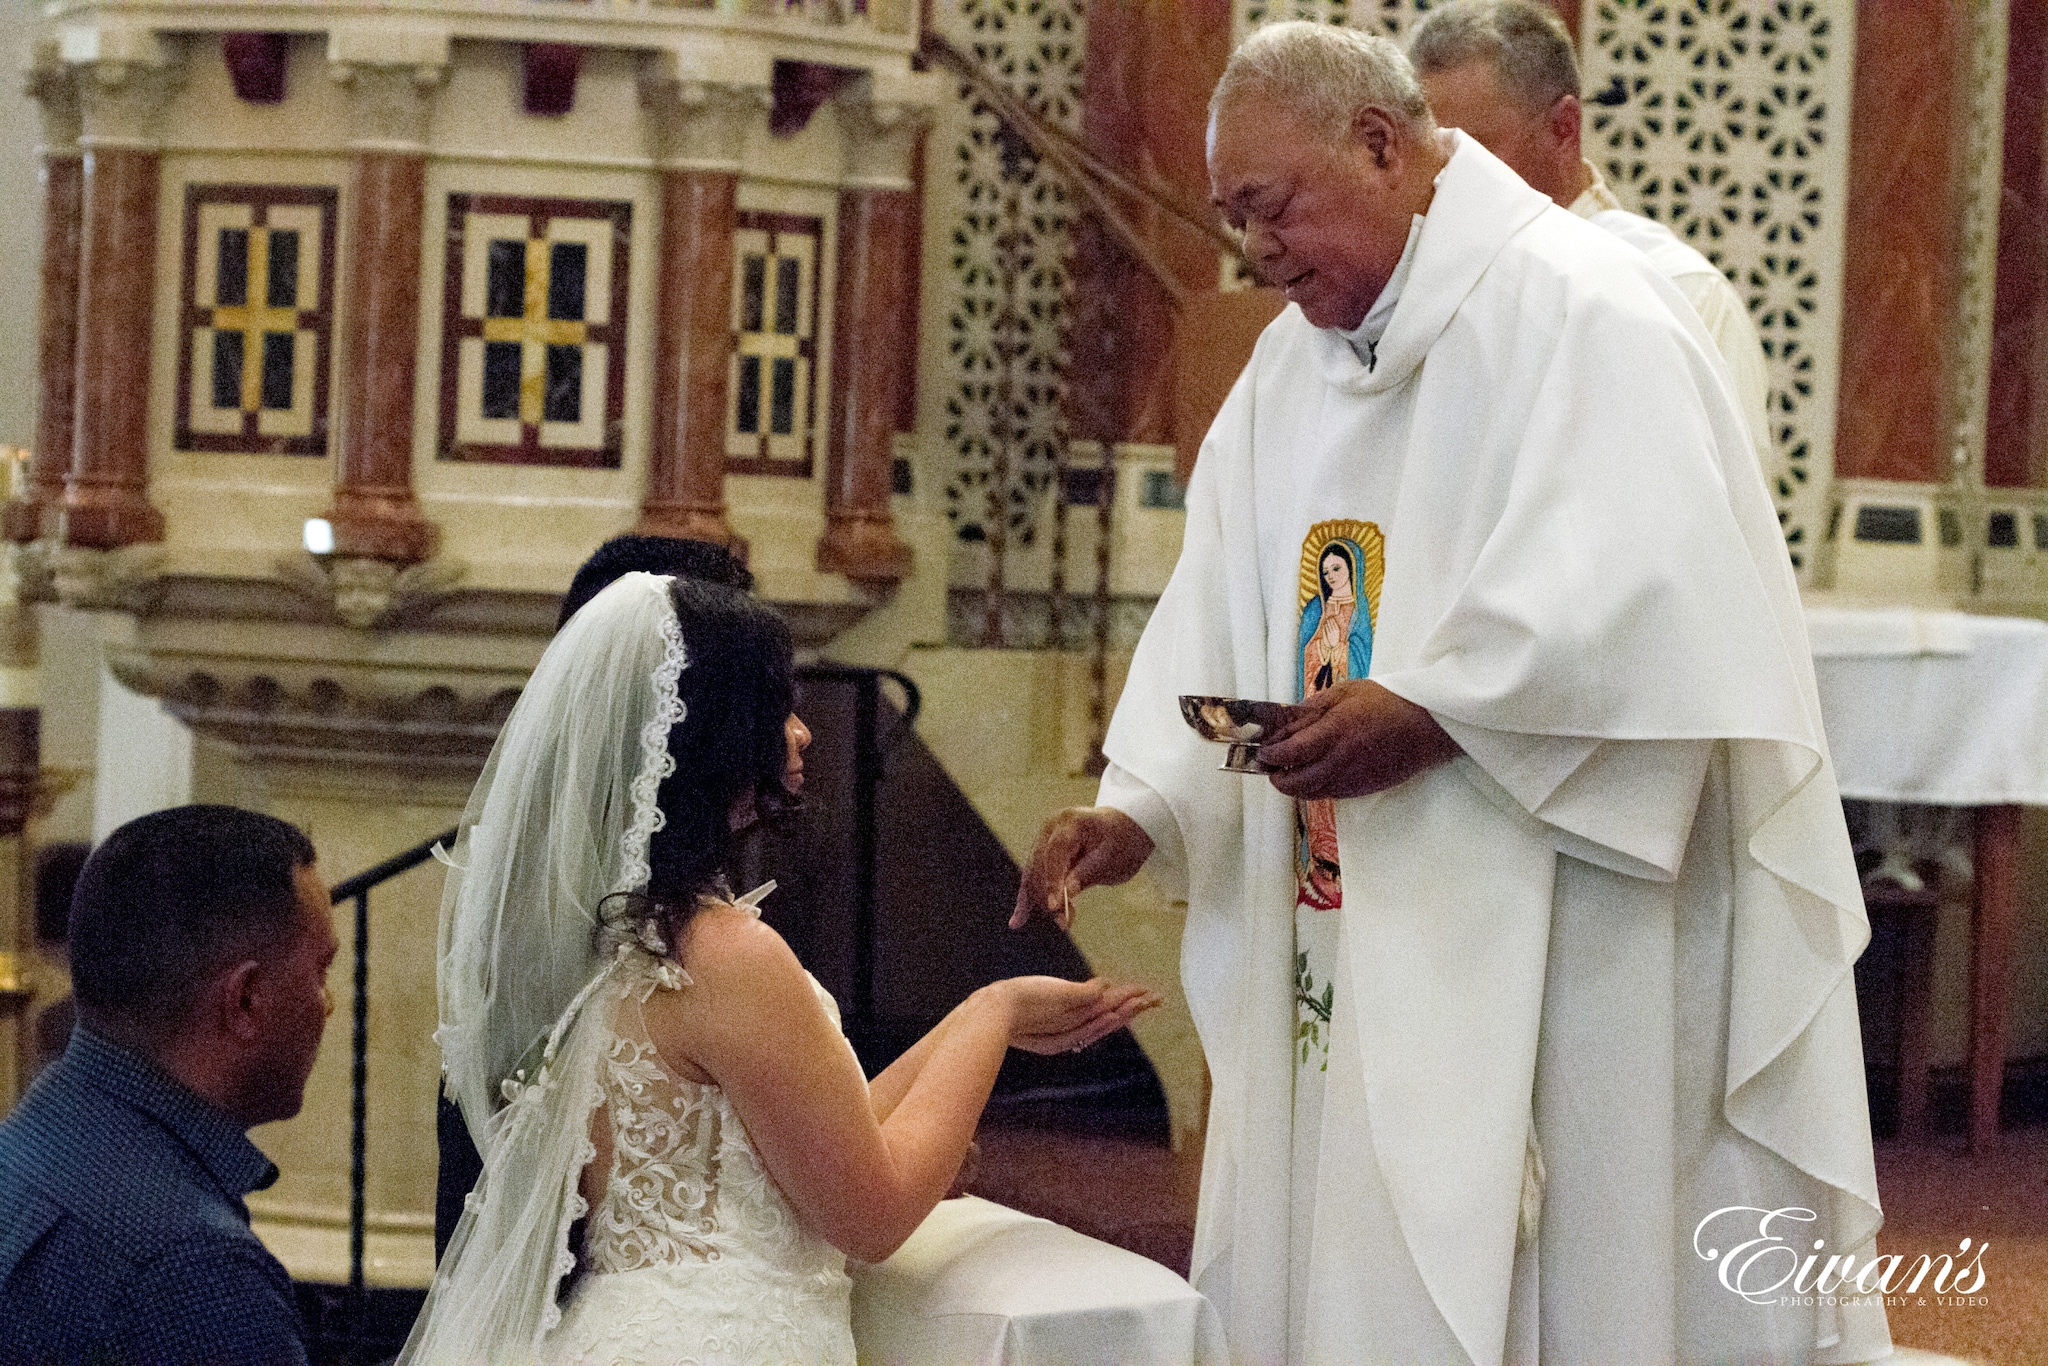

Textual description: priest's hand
[1259,680,1462,800]
[1010,807,1154,930]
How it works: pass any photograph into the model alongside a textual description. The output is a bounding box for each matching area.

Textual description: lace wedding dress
[546,954,856,1366]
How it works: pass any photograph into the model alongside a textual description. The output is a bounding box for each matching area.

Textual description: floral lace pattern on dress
[547,957,853,1366]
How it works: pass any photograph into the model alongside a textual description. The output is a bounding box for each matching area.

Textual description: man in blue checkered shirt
[0,806,337,1365]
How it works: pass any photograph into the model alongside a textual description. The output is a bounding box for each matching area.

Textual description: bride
[403,571,1157,1365]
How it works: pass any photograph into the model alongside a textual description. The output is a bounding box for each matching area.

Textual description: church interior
[0,0,2044,1361]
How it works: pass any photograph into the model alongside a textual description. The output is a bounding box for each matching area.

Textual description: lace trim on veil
[616,602,687,900]
[540,590,688,1336]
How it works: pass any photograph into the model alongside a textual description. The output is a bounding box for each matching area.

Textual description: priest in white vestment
[1014,22,1888,1366]
[1409,0,1783,497]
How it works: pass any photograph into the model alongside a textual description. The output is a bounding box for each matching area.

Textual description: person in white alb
[1012,21,1889,1366]
[1410,0,1785,500]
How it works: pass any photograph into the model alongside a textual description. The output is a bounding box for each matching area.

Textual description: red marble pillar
[1069,0,1233,450]
[326,150,438,563]
[639,169,743,552]
[63,144,164,548]
[8,148,81,544]
[818,186,917,582]
[1985,0,2048,489]
[1832,1,1967,484]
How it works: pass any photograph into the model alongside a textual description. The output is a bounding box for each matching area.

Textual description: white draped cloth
[1569,163,1782,494]
[1099,134,1887,1365]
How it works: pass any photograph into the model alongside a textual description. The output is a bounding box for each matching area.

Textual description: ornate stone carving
[48,543,164,611]
[275,554,468,629]
[327,24,450,150]
[66,25,179,149]
[101,606,543,775]
[638,43,772,173]
[835,71,940,191]
[22,60,80,153]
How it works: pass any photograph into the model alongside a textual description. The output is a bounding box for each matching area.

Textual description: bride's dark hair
[600,576,798,956]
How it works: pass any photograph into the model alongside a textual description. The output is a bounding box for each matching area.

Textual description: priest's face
[1209,89,1432,331]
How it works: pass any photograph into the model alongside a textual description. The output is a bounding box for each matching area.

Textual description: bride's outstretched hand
[988,976,1163,1055]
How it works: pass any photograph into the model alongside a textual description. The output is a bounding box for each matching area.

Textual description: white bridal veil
[402,571,687,1364]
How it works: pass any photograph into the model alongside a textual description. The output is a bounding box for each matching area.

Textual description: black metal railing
[329,827,456,1303]
[796,665,919,1047]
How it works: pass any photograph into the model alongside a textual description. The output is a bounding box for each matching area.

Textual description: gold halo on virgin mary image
[1298,519,1386,620]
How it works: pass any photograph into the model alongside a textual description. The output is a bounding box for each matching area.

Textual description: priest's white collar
[1338,214,1425,370]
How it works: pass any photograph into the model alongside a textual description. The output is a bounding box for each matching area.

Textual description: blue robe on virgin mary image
[1297,542,1373,699]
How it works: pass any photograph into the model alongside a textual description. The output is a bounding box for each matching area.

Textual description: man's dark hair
[558,535,752,629]
[69,806,317,1040]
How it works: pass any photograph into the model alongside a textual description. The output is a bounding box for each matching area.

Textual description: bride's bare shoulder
[672,903,806,997]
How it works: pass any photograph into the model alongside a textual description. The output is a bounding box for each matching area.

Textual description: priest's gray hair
[1211,21,1434,144]
[1409,0,1581,110]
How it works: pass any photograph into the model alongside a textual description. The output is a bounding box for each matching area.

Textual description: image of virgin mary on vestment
[1294,521,1383,910]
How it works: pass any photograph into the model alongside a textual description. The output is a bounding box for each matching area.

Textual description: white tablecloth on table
[849,1196,1226,1366]
[1806,602,2048,804]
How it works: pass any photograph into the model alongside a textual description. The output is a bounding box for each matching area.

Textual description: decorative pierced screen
[1238,0,1441,43]
[932,0,1085,551]
[1581,0,1853,576]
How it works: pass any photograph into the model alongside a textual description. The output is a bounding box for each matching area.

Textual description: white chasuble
[1099,134,1886,1366]
[1568,163,1778,492]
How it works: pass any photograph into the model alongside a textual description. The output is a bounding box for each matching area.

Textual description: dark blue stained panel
[486,240,527,318]
[774,257,799,335]
[260,332,295,410]
[266,230,300,309]
[481,341,523,419]
[741,255,766,334]
[547,242,587,321]
[736,355,762,435]
[211,330,244,410]
[770,357,796,435]
[543,344,582,423]
[216,229,250,306]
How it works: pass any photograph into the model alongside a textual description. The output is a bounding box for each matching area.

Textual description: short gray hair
[1409,0,1581,109]
[1212,21,1434,143]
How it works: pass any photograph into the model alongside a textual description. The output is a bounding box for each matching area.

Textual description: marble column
[817,80,931,584]
[637,71,767,553]
[1832,0,1968,484]
[62,54,174,550]
[7,71,80,546]
[1069,0,1232,453]
[324,46,447,564]
[1985,0,2046,489]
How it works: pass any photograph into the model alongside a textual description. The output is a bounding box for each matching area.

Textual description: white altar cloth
[849,1196,1226,1366]
[1806,602,2048,804]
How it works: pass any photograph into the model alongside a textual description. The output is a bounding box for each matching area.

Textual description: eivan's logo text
[1693,1207,1987,1306]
